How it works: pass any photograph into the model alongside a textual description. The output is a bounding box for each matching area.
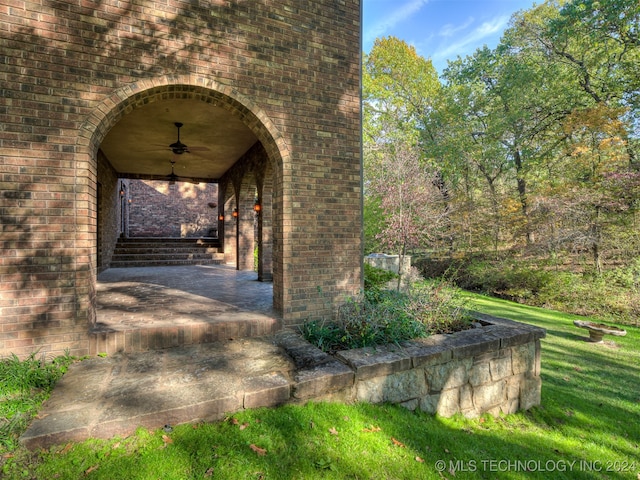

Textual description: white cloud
[434,15,510,61]
[439,17,474,38]
[364,0,430,44]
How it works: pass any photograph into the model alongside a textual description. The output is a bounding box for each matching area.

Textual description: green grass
[1,295,639,479]
[0,352,76,451]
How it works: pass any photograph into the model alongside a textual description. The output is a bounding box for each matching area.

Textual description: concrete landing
[20,331,355,450]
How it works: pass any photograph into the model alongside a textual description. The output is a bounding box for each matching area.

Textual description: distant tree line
[364,0,640,278]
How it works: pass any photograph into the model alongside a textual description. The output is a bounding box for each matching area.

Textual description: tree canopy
[363,0,640,276]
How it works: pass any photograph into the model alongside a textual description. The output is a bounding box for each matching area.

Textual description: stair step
[111,237,224,268]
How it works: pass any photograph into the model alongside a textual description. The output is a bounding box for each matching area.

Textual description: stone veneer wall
[276,313,545,418]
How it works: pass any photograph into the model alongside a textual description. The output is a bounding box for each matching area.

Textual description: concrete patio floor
[91,265,282,354]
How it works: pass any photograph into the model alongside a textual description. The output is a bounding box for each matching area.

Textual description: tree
[363,37,444,255]
[368,144,446,288]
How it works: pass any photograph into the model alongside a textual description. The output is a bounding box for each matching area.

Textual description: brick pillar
[237,175,256,271]
[257,167,273,281]
[223,195,236,265]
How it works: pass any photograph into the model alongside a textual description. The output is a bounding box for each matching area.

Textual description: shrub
[301,278,472,353]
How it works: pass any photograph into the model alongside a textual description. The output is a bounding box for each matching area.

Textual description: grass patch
[1,295,639,479]
[0,352,76,452]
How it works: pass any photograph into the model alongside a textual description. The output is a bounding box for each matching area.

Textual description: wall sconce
[232,208,238,220]
[218,213,225,222]
[253,200,261,215]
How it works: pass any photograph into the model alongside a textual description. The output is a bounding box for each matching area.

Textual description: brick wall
[97,151,121,271]
[127,180,219,238]
[0,0,363,358]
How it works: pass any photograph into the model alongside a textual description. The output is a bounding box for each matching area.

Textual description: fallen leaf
[204,467,214,477]
[230,418,239,425]
[343,416,350,421]
[239,422,250,430]
[329,427,339,435]
[573,366,583,372]
[444,448,450,454]
[310,421,316,429]
[363,426,381,433]
[415,456,425,463]
[250,444,267,456]
[60,443,73,455]
[85,465,99,475]
[112,442,120,449]
[391,437,406,448]
[162,434,173,445]
[563,376,571,382]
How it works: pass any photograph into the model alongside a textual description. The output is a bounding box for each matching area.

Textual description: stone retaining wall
[276,313,545,418]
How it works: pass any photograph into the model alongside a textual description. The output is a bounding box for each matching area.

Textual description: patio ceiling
[100,99,258,182]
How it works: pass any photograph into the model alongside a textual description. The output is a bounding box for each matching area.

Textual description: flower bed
[277,312,545,418]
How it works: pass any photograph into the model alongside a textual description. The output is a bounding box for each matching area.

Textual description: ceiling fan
[167,160,180,184]
[166,160,202,185]
[170,122,189,154]
[166,122,209,155]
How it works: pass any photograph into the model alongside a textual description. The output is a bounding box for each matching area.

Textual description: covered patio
[92,265,281,355]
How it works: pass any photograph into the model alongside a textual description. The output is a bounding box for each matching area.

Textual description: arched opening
[78,77,288,351]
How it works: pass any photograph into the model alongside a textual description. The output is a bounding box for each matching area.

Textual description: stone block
[489,355,513,380]
[292,360,354,399]
[356,369,427,404]
[447,329,501,359]
[436,388,460,417]
[400,398,419,411]
[459,384,474,411]
[242,372,291,409]
[501,397,519,415]
[336,345,412,380]
[519,376,542,410]
[512,343,535,375]
[468,363,491,387]
[425,357,472,391]
[506,376,521,399]
[402,336,453,368]
[473,380,506,409]
[419,393,439,414]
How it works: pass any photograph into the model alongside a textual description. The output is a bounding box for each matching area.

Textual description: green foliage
[420,255,640,326]
[301,275,472,353]
[363,263,397,292]
[0,352,76,451]
[3,298,639,480]
[457,259,553,301]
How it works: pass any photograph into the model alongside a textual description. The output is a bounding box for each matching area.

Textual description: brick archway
[76,75,290,326]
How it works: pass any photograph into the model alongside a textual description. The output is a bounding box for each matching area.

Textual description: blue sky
[363,0,538,73]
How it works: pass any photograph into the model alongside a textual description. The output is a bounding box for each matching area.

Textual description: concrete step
[111,237,223,268]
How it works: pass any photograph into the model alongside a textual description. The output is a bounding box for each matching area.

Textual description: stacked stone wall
[276,314,545,418]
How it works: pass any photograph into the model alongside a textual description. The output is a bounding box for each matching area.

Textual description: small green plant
[0,351,76,452]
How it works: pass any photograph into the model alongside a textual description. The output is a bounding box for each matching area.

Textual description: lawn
[1,293,639,479]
